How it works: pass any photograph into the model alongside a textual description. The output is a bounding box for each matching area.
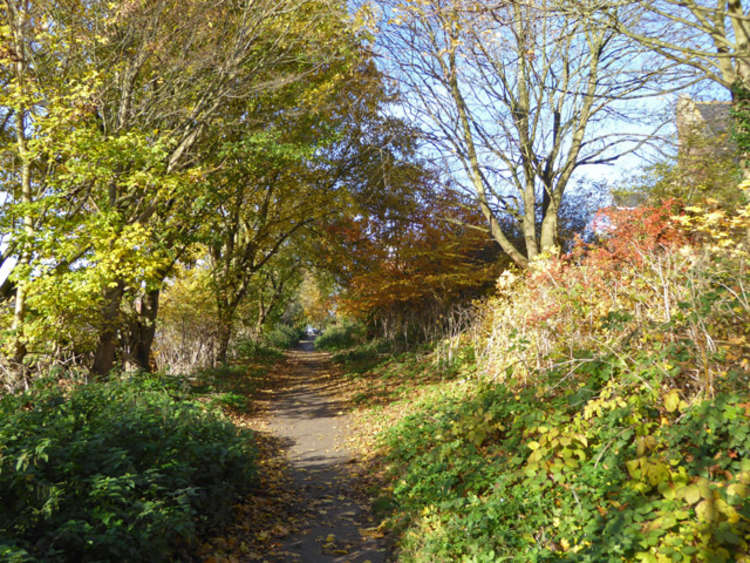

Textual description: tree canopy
[1,0,747,382]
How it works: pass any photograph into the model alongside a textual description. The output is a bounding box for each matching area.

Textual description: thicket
[314,320,367,351]
[371,195,750,561]
[0,375,257,562]
[263,324,304,351]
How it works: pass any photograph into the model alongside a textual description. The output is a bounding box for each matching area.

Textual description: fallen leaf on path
[359,527,385,539]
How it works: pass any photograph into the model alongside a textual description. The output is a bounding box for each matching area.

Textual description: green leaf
[695,500,716,522]
[726,483,747,503]
[626,458,641,478]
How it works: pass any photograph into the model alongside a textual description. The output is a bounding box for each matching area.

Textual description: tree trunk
[446,48,529,268]
[539,187,561,253]
[92,281,125,376]
[216,320,232,366]
[126,288,160,371]
[8,6,33,379]
[11,269,28,367]
[255,293,267,339]
[10,135,31,367]
[522,179,538,260]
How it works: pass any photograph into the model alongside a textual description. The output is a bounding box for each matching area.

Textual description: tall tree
[380,0,668,266]
[333,188,504,342]
[2,0,34,371]
[1,0,97,378]
[1,0,373,375]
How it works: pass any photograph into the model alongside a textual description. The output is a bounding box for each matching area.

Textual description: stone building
[675,96,733,158]
[674,96,739,194]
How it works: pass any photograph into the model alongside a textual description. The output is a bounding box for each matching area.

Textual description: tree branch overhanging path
[0,0,390,381]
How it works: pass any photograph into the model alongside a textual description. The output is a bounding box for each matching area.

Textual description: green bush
[264,323,303,350]
[232,338,284,363]
[332,339,391,373]
[0,375,256,562]
[382,360,750,561]
[209,392,250,413]
[314,320,365,351]
[231,324,302,363]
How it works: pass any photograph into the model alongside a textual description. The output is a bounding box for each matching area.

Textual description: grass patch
[332,340,392,374]
[232,339,285,364]
[340,348,466,410]
[230,324,303,366]
[187,362,273,416]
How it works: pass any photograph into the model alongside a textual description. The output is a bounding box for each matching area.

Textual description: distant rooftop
[676,96,732,138]
[694,101,731,135]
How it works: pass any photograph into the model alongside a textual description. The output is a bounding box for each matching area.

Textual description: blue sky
[360,0,737,214]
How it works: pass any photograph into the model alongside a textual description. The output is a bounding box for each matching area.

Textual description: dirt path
[263,340,390,562]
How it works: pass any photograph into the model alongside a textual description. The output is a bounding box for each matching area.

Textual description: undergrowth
[332,339,393,374]
[315,320,365,351]
[263,323,304,350]
[232,323,304,364]
[382,362,749,562]
[189,364,267,415]
[0,373,257,562]
[359,198,750,562]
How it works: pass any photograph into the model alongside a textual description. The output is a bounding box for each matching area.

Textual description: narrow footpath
[262,340,389,562]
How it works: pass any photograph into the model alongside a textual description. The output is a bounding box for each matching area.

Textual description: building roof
[676,96,733,151]
[693,100,731,135]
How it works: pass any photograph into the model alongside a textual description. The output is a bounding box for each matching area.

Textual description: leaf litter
[194,343,392,562]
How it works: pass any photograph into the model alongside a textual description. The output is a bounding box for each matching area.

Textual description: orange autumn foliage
[330,191,506,323]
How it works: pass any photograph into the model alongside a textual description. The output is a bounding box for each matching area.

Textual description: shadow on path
[265,340,389,562]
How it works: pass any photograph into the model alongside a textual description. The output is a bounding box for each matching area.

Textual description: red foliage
[581,200,687,270]
[517,201,691,328]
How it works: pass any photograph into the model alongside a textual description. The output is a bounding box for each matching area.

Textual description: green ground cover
[0,371,260,562]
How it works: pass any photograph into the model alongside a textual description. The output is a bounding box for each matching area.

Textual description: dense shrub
[230,324,302,364]
[383,367,750,561]
[264,323,303,350]
[375,199,750,561]
[314,320,365,351]
[0,375,256,562]
[232,338,284,363]
[478,199,749,397]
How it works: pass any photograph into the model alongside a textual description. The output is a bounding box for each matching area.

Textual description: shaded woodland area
[1,0,749,561]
